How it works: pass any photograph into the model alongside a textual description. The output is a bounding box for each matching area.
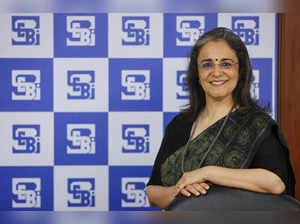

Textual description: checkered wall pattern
[0,13,277,211]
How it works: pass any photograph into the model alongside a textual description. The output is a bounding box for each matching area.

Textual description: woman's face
[197,40,239,103]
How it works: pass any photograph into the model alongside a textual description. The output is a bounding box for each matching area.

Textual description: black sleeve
[250,124,296,196]
[147,114,192,186]
[147,124,170,186]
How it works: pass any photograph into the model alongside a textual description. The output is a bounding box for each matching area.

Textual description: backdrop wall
[0,13,277,211]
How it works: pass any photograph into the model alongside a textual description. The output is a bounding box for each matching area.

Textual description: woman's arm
[145,185,178,209]
[146,182,211,209]
[176,126,291,197]
[146,166,286,209]
[176,166,286,195]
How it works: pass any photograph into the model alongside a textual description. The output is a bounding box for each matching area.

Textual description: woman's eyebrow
[199,58,213,63]
[221,58,235,62]
[199,58,234,63]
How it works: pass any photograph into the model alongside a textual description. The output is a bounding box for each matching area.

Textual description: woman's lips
[210,80,227,86]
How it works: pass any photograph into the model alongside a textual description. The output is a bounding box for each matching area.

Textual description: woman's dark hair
[183,27,257,121]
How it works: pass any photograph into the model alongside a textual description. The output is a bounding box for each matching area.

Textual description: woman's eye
[221,62,232,68]
[202,63,212,68]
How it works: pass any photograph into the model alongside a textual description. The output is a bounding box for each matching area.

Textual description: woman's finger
[192,183,207,194]
[185,184,201,196]
[180,188,192,197]
[176,172,195,188]
[199,182,210,191]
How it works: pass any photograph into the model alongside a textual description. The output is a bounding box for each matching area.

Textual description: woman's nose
[212,64,223,76]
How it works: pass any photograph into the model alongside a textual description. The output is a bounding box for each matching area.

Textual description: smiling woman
[197,40,239,106]
[145,27,295,210]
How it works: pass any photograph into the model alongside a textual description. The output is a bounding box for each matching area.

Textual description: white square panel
[108,13,163,58]
[108,112,163,165]
[54,166,108,211]
[218,13,276,58]
[0,14,53,58]
[54,58,108,112]
[0,112,53,166]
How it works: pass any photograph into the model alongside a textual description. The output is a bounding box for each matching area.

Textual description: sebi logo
[67,178,95,207]
[122,16,150,46]
[66,124,96,154]
[122,124,150,153]
[12,178,41,208]
[232,16,259,46]
[121,70,150,100]
[66,16,95,46]
[251,70,260,100]
[176,70,188,99]
[11,16,40,45]
[176,16,205,46]
[11,70,41,101]
[12,125,40,154]
[67,70,95,100]
[121,177,150,208]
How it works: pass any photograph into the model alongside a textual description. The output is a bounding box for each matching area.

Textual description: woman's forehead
[197,40,237,61]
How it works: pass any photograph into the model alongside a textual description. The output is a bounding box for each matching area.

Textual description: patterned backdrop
[0,13,277,211]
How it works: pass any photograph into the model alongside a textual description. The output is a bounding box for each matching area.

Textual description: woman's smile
[209,80,228,86]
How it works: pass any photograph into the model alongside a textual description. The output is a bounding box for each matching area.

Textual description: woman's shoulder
[165,112,194,132]
[236,104,275,125]
[238,104,290,148]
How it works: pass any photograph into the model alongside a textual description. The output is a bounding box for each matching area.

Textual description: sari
[160,106,274,186]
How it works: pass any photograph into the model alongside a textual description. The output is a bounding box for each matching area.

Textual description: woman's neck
[201,97,235,121]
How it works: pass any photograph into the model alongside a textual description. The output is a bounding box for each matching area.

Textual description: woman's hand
[179,182,210,197]
[146,185,180,209]
[175,167,210,193]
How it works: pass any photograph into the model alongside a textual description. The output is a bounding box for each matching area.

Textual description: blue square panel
[109,59,162,111]
[250,58,273,113]
[0,167,53,210]
[0,59,53,111]
[164,13,218,57]
[54,112,108,165]
[54,14,108,58]
[109,166,159,211]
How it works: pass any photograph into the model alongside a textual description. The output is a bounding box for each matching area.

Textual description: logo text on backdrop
[122,16,150,46]
[122,124,150,153]
[176,70,188,99]
[11,70,41,101]
[232,16,259,46]
[12,125,40,154]
[11,16,40,45]
[67,70,95,100]
[66,124,96,154]
[66,16,95,46]
[176,16,205,46]
[12,178,41,208]
[67,178,95,207]
[121,177,150,208]
[251,70,260,100]
[121,70,150,100]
